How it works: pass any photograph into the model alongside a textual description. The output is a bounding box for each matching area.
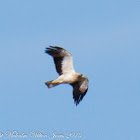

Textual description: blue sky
[0,0,140,140]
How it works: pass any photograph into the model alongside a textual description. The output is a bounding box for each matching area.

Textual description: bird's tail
[45,80,59,88]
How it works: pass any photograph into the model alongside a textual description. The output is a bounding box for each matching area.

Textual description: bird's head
[79,74,86,78]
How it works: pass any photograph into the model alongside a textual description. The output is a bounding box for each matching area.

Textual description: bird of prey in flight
[45,46,88,105]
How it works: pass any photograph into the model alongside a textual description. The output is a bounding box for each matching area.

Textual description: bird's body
[45,46,88,105]
[53,72,80,84]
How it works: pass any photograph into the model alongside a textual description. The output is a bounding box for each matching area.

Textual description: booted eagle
[45,46,88,105]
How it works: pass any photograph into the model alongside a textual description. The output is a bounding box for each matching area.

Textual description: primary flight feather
[45,46,88,105]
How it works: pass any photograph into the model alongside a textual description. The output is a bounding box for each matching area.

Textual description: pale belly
[57,72,79,84]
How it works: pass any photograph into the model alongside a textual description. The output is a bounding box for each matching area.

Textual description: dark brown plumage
[45,46,72,75]
[71,75,88,105]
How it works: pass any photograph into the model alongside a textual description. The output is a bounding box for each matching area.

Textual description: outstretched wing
[71,76,88,105]
[45,46,75,75]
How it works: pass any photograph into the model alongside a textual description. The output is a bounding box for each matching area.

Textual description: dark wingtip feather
[74,100,79,106]
[45,47,51,51]
[45,47,55,54]
[49,46,65,50]
[74,95,84,106]
[45,46,64,53]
